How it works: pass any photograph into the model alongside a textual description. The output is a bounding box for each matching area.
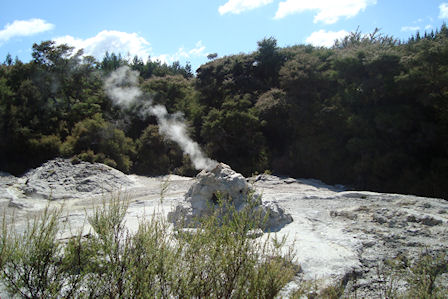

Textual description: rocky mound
[168,163,293,231]
[18,159,135,200]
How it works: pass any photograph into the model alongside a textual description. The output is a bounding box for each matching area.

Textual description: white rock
[168,163,293,231]
[19,158,135,200]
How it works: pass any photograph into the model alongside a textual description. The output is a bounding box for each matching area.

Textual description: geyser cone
[168,162,293,232]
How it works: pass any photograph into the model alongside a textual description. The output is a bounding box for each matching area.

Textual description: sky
[1,0,448,72]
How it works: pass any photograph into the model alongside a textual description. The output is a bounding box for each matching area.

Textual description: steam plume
[104,65,142,106]
[104,66,217,171]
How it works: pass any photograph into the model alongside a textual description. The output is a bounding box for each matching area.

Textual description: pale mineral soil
[1,159,447,298]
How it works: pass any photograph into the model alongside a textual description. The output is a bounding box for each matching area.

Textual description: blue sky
[1,0,448,72]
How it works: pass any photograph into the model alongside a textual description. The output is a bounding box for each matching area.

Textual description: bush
[0,194,298,298]
[402,251,448,298]
[28,134,62,163]
[61,114,135,173]
[133,124,180,176]
[0,206,84,298]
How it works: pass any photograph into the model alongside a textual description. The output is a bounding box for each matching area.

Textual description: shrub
[404,251,448,298]
[0,206,84,298]
[28,134,62,163]
[0,193,298,298]
[133,124,180,176]
[61,114,135,172]
[173,193,297,298]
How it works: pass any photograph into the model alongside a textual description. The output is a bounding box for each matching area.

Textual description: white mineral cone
[168,163,292,231]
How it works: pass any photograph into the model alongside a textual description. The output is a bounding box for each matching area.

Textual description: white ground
[1,160,447,297]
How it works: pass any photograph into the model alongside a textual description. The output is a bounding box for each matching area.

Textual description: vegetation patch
[0,195,298,298]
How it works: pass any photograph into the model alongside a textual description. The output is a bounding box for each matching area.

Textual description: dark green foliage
[141,75,198,115]
[101,52,127,72]
[133,124,182,175]
[195,54,263,109]
[201,95,268,175]
[255,88,290,152]
[0,42,105,174]
[254,37,284,87]
[62,114,135,172]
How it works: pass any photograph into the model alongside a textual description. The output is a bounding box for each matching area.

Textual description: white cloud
[274,0,377,24]
[0,18,54,43]
[305,29,349,47]
[439,3,448,19]
[54,30,152,61]
[189,41,206,56]
[219,0,273,15]
[154,41,207,64]
[401,26,420,32]
[54,31,207,66]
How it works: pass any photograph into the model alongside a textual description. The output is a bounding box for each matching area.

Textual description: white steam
[104,66,217,171]
[104,66,142,106]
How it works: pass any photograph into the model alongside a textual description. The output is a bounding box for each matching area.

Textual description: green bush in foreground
[0,195,297,298]
[381,250,448,299]
[0,206,83,298]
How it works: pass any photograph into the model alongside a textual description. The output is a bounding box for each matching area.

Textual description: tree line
[1,26,447,198]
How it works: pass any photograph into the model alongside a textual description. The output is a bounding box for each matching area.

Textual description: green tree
[201,95,268,175]
[101,51,127,73]
[133,124,183,175]
[254,37,284,87]
[62,114,135,172]
[3,53,13,66]
[254,89,290,170]
[196,54,263,109]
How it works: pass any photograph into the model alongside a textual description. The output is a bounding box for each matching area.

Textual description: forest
[0,26,447,198]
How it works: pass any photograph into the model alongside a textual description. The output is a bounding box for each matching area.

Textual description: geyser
[104,68,291,230]
[168,163,293,232]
